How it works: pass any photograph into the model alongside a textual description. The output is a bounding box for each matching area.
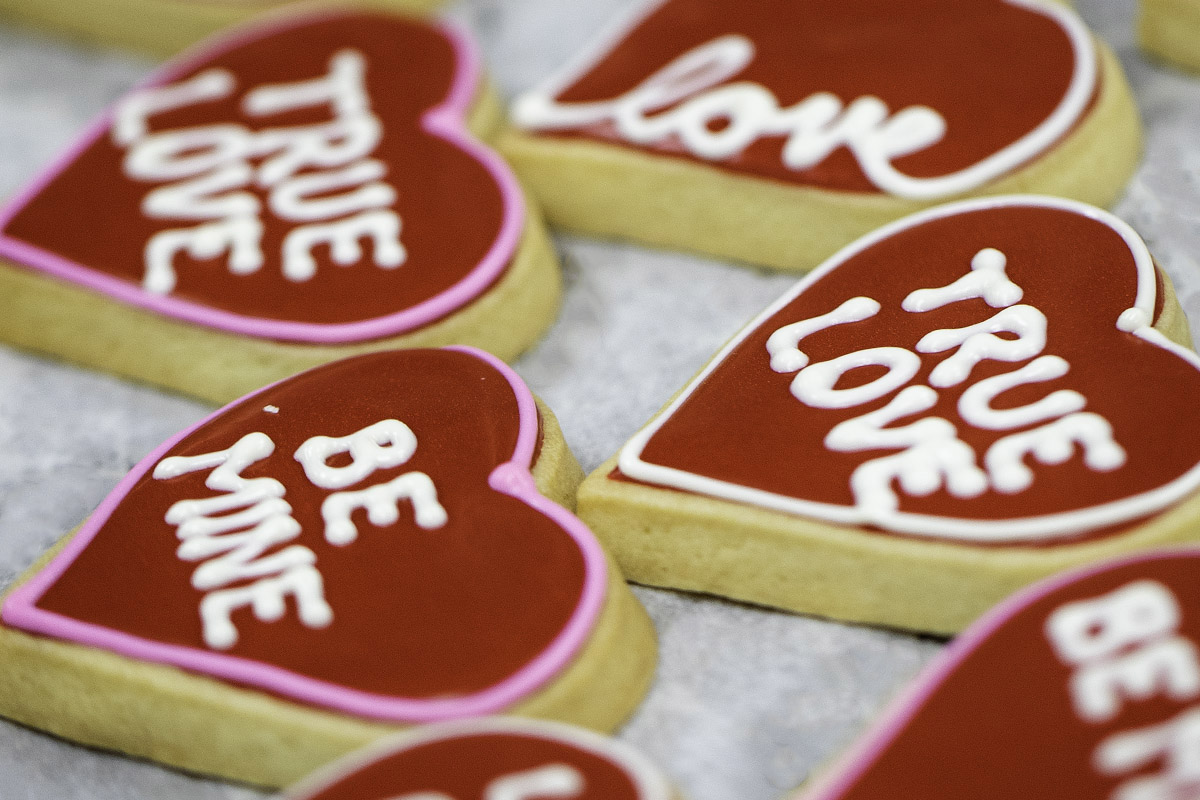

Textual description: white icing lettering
[916,304,1048,388]
[485,765,586,800]
[269,159,395,222]
[199,564,332,651]
[116,48,404,292]
[902,248,1023,312]
[294,419,419,490]
[767,296,881,373]
[790,346,921,410]
[827,386,988,514]
[143,215,264,294]
[1096,708,1200,800]
[512,35,947,197]
[322,471,448,546]
[1046,581,1200,792]
[761,245,1128,518]
[1048,581,1181,665]
[957,355,1085,431]
[113,68,235,147]
[281,208,404,282]
[153,432,331,650]
[986,412,1126,494]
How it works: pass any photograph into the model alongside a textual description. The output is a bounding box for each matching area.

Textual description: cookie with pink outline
[0,347,613,722]
[795,547,1200,800]
[286,718,677,800]
[0,11,524,343]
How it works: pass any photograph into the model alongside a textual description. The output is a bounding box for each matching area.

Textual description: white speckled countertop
[0,1,1197,798]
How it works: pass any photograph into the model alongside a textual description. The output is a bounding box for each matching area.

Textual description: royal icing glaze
[0,348,607,721]
[288,719,673,800]
[0,13,523,343]
[617,196,1200,544]
[512,0,1096,199]
[796,548,1200,800]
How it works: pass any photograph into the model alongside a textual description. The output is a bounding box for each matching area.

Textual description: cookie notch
[501,0,1141,272]
[0,12,559,404]
[579,196,1200,635]
[0,348,657,786]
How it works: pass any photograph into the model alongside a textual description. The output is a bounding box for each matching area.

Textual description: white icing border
[511,0,1097,200]
[618,195,1200,543]
[283,717,675,800]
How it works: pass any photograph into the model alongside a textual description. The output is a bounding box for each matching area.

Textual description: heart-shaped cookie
[580,196,1200,633]
[795,547,1200,800]
[501,0,1141,271]
[0,347,656,786]
[287,718,676,800]
[0,12,561,403]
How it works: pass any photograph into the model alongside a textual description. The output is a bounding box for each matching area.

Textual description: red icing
[625,203,1200,542]
[24,349,587,701]
[806,551,1200,799]
[297,730,645,800]
[545,0,1086,193]
[0,14,509,331]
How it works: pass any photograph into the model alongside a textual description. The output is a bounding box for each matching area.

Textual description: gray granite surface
[0,0,1197,798]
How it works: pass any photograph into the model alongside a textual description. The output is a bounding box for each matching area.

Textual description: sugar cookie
[794,548,1200,799]
[1140,0,1200,72]
[0,11,558,404]
[503,0,1141,272]
[0,347,656,786]
[579,196,1200,634]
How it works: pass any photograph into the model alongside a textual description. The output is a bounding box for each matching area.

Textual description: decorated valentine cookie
[0,0,444,56]
[1140,0,1200,72]
[793,547,1200,800]
[501,0,1142,272]
[0,11,559,404]
[0,348,656,786]
[578,195,1200,634]
[286,718,678,800]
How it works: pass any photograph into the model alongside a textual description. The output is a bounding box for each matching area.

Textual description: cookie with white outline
[793,547,1200,799]
[502,0,1141,272]
[1140,0,1200,72]
[578,195,1200,634]
[0,10,558,404]
[287,718,680,800]
[0,1,443,56]
[0,347,656,786]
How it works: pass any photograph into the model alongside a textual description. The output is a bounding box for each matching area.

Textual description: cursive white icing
[510,0,1098,200]
[116,49,405,294]
[513,35,947,198]
[617,196,1200,543]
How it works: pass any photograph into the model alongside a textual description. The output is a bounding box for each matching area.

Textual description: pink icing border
[797,545,1200,799]
[0,13,525,345]
[0,346,609,723]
